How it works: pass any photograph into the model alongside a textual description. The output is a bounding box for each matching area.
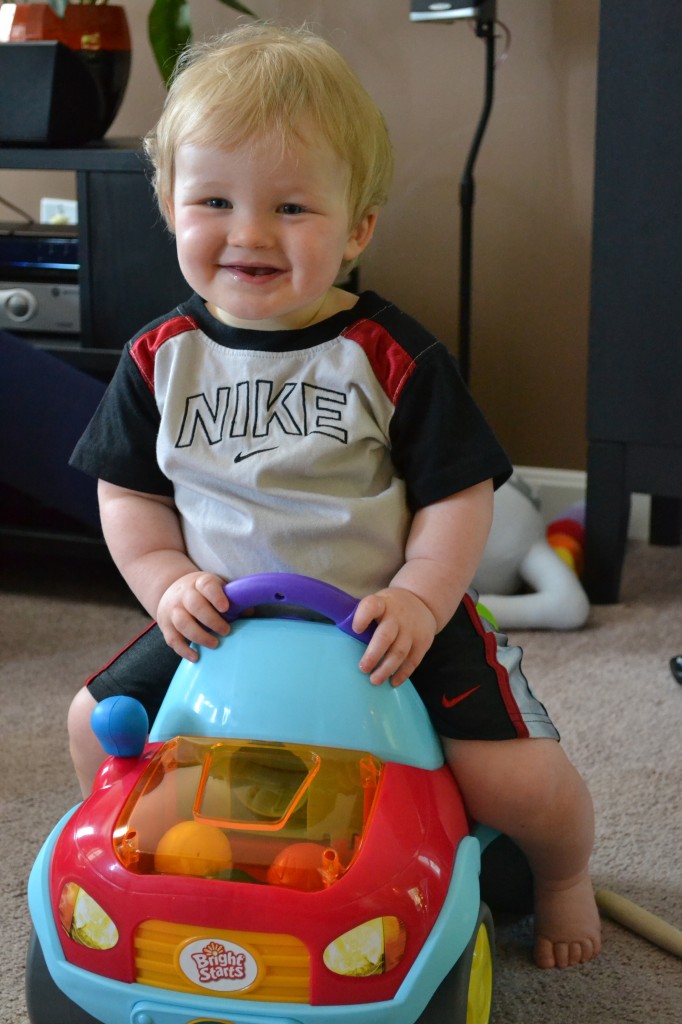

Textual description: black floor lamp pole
[458,17,497,385]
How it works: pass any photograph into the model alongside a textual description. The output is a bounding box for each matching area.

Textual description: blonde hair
[145,23,394,229]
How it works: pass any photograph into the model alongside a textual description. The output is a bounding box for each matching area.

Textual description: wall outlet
[40,197,78,225]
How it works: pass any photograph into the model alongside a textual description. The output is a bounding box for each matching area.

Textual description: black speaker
[0,41,129,145]
[583,0,682,602]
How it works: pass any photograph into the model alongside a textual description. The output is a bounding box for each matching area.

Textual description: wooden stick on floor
[595,889,682,958]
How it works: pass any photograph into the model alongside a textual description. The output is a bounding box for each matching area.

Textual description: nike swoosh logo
[234,446,279,463]
[441,685,481,709]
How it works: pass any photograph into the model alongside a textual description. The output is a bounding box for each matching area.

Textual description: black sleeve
[389,344,512,511]
[69,344,174,497]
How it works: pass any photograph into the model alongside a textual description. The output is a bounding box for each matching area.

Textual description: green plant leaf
[148,0,256,86]
[215,0,257,15]
[43,0,256,86]
[148,0,193,86]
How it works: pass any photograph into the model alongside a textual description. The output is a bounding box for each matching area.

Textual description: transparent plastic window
[113,737,383,891]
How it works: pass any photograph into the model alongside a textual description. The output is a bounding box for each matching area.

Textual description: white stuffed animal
[473,473,590,631]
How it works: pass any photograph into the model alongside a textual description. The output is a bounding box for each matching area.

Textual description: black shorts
[413,592,558,741]
[86,592,558,742]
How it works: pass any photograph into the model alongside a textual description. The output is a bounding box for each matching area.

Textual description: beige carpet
[1,541,681,1023]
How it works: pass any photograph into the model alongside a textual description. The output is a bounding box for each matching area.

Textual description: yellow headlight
[58,883,118,950]
[323,916,406,977]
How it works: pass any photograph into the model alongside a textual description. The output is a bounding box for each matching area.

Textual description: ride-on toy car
[27,574,531,1024]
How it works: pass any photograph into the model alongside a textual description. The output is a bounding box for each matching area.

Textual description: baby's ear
[344,209,379,263]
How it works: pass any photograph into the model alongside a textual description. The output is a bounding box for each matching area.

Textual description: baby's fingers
[352,594,385,637]
[163,625,200,663]
[182,586,230,638]
[358,620,400,681]
[195,572,230,615]
[164,604,225,654]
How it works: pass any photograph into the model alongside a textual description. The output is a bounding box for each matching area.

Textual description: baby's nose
[229,213,272,248]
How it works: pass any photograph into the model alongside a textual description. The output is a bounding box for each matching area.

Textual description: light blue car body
[29,608,495,1024]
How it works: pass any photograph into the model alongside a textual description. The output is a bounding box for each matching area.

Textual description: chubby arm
[352,479,494,686]
[98,480,229,661]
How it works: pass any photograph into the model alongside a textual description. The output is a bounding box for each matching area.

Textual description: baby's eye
[205,198,231,209]
[279,203,306,215]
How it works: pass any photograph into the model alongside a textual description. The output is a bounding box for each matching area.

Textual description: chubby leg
[443,736,601,969]
[68,686,107,798]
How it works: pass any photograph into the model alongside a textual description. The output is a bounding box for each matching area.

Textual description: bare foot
[533,871,602,968]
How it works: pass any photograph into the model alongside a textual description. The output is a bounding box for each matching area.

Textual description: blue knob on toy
[91,695,149,758]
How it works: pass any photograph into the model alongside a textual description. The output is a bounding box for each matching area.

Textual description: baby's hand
[352,588,437,687]
[156,571,230,661]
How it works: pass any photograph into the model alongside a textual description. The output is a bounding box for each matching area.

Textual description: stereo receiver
[0,222,80,335]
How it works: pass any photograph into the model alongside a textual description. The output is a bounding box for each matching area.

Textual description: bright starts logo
[179,938,258,992]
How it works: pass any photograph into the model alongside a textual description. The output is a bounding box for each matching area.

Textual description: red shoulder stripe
[130,314,197,394]
[341,318,417,404]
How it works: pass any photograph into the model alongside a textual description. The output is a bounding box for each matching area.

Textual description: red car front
[49,732,470,1009]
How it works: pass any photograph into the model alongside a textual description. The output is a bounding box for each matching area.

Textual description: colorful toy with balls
[27,573,528,1024]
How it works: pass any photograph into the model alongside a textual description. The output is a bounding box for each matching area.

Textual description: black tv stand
[0,139,189,551]
[582,0,682,604]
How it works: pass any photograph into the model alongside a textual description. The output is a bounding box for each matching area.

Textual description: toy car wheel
[415,903,495,1024]
[25,928,101,1024]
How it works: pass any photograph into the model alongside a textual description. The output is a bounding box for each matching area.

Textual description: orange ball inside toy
[154,821,233,878]
[266,841,329,891]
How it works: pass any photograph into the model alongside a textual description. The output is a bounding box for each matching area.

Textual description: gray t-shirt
[71,291,511,597]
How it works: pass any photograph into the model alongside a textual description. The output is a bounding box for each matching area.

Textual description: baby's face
[167,127,376,331]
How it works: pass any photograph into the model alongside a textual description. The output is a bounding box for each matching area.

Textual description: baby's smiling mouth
[227,264,281,279]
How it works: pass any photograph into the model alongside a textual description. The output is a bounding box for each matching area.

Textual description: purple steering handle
[223,573,374,645]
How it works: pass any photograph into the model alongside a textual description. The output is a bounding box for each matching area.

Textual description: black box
[0,41,121,145]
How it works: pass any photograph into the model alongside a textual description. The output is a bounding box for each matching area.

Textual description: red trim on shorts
[84,621,158,688]
[463,593,530,739]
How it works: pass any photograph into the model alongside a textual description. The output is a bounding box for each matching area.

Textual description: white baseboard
[515,466,651,540]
